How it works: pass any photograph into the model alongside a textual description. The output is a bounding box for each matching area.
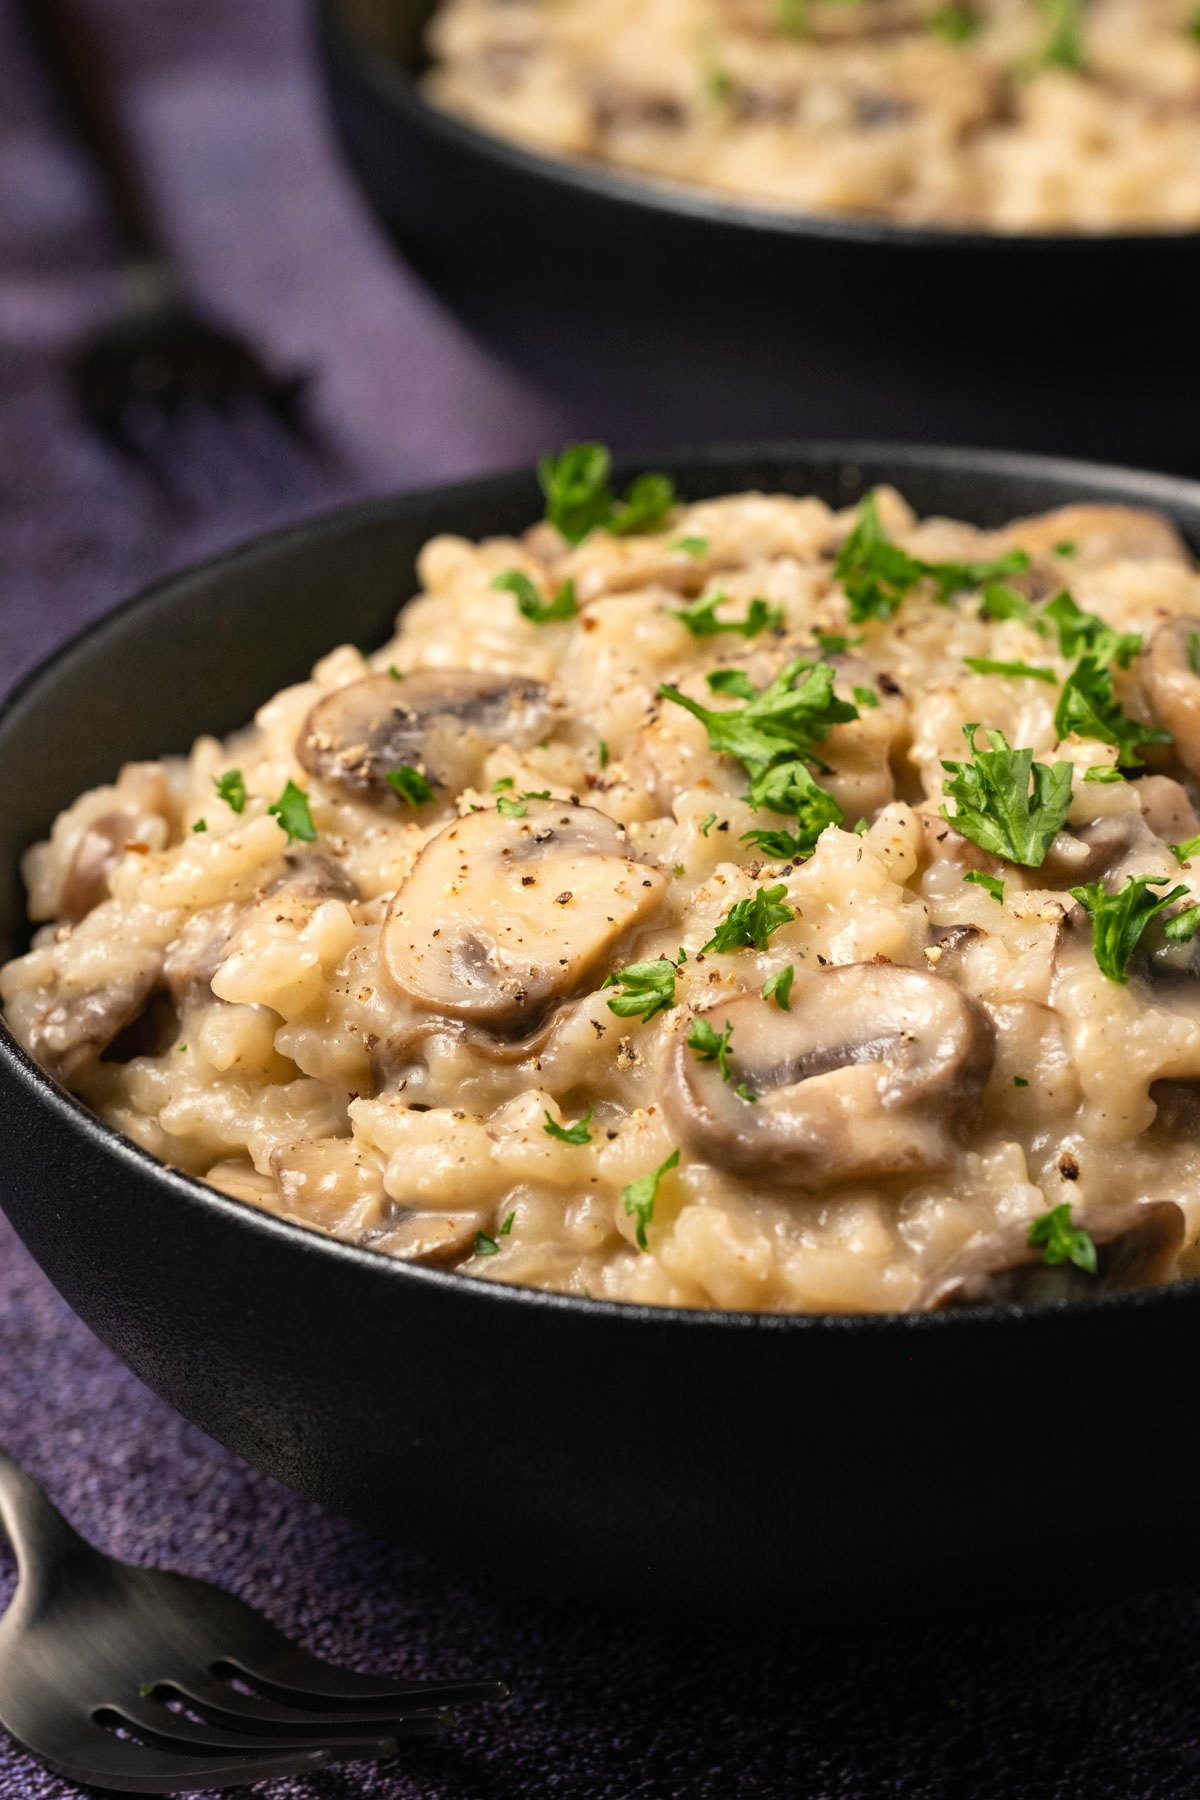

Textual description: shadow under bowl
[2,442,1199,1616]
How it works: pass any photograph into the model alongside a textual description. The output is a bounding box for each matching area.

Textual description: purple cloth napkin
[3,3,1200,1795]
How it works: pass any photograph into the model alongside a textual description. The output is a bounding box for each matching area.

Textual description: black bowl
[3,443,1199,1617]
[317,0,1200,473]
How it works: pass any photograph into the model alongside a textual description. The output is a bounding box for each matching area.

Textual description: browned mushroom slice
[1038,812,1150,888]
[661,966,994,1185]
[1140,618,1200,781]
[1000,504,1191,568]
[296,671,554,801]
[372,1210,482,1268]
[28,947,163,1085]
[382,801,668,1036]
[916,1201,1185,1311]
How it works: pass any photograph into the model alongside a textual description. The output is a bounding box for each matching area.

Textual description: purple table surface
[3,3,1200,1796]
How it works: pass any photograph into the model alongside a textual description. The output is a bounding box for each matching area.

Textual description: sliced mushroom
[915,1201,1185,1311]
[1039,813,1149,888]
[28,946,163,1085]
[372,1210,482,1268]
[1140,617,1200,781]
[1000,505,1191,568]
[296,671,554,801]
[661,965,994,1185]
[382,801,668,1036]
[59,762,172,923]
[1134,775,1200,845]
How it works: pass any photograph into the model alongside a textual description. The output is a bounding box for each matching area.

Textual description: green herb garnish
[192,818,207,833]
[1043,592,1141,669]
[538,443,674,544]
[965,871,1005,904]
[675,536,710,556]
[1165,906,1200,944]
[213,769,246,814]
[687,1017,734,1082]
[492,568,579,624]
[1070,874,1190,982]
[699,811,718,837]
[544,1107,595,1145]
[963,657,1056,685]
[475,1230,500,1257]
[673,591,782,639]
[268,781,316,844]
[1084,766,1123,784]
[496,789,551,819]
[834,493,1029,625]
[622,1148,680,1251]
[762,964,795,1009]
[659,659,856,776]
[979,583,1039,628]
[387,765,433,807]
[1054,658,1170,767]
[1027,1203,1097,1273]
[603,956,681,1021]
[940,725,1073,868]
[703,883,794,953]
[741,759,843,860]
[1173,832,1200,864]
[927,3,979,44]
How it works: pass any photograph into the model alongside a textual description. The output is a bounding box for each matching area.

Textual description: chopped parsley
[492,568,579,624]
[742,759,843,859]
[674,535,709,556]
[1027,1204,1097,1275]
[538,443,674,544]
[813,630,862,658]
[1043,591,1141,669]
[659,658,857,776]
[1165,906,1200,945]
[1030,0,1087,72]
[965,871,1005,904]
[834,492,1029,625]
[673,591,783,639]
[963,657,1056,685]
[213,769,246,814]
[598,740,609,770]
[1190,630,1200,675]
[1070,874,1190,982]
[699,811,718,837]
[734,1081,757,1103]
[622,1148,680,1251]
[1014,1076,1030,1088]
[927,3,979,44]
[603,955,681,1021]
[386,765,433,807]
[496,788,550,817]
[687,1016,734,1081]
[1173,832,1200,864]
[940,725,1073,868]
[1054,657,1170,767]
[500,1210,515,1235]
[979,583,1040,628]
[762,964,795,1009]
[703,883,794,953]
[853,685,880,709]
[1084,766,1123,784]
[268,781,316,844]
[388,665,404,680]
[1055,542,1079,558]
[192,818,207,833]
[544,1107,595,1145]
[475,1230,501,1258]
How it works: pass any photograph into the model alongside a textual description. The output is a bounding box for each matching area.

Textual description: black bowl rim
[4,437,1200,1339]
[319,0,1200,256]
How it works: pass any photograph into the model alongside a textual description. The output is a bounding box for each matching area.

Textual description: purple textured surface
[3,3,1200,1795]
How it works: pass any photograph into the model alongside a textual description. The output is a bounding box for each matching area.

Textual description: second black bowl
[2,442,1199,1616]
[317,0,1200,473]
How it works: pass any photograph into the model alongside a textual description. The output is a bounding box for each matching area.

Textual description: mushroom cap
[661,964,995,1186]
[1140,617,1200,782]
[381,800,668,1035]
[296,670,554,800]
[916,1201,1185,1311]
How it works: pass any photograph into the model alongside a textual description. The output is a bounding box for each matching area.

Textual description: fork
[0,1447,507,1793]
[19,0,308,459]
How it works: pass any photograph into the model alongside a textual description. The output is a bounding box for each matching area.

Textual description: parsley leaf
[940,725,1073,868]
[674,535,709,556]
[835,493,1029,625]
[741,759,843,859]
[1084,766,1123,784]
[965,871,1005,903]
[475,1230,501,1258]
[538,443,674,543]
[1054,657,1170,767]
[387,765,433,806]
[703,883,794,953]
[192,818,207,833]
[659,659,857,775]
[213,769,246,814]
[1043,592,1141,669]
[1166,906,1200,944]
[1172,832,1200,864]
[496,789,551,820]
[500,1210,515,1235]
[813,630,862,657]
[927,3,979,43]
[268,781,316,844]
[687,1016,734,1081]
[492,568,579,624]
[544,1107,595,1145]
[1070,874,1190,982]
[603,956,681,1021]
[1027,1203,1097,1273]
[1030,0,1087,72]
[963,657,1056,685]
[762,964,794,1009]
[673,591,783,638]
[699,811,718,836]
[979,582,1039,628]
[622,1148,680,1251]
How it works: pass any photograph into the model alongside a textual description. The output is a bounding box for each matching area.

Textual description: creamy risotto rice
[422,0,1200,232]
[5,452,1200,1311]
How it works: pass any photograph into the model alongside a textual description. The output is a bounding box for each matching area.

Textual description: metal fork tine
[104,1696,442,1755]
[162,1678,447,1736]
[225,1657,509,1710]
[54,1734,362,1795]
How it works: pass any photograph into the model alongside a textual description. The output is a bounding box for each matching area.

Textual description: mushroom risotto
[422,0,1200,232]
[5,450,1200,1312]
